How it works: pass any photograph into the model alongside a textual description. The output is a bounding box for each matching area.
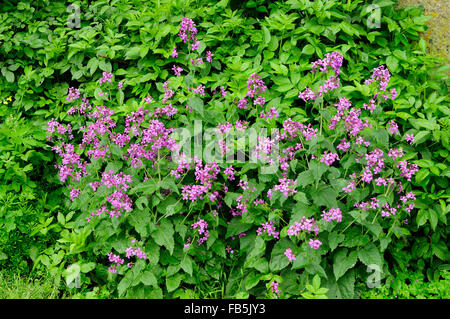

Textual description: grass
[0,272,64,299]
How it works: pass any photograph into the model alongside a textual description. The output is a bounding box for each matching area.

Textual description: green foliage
[0,271,62,299]
[358,270,450,299]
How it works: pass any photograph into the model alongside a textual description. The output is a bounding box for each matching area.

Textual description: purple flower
[67,87,80,102]
[206,51,213,63]
[388,120,399,135]
[256,221,279,239]
[172,65,183,76]
[321,208,343,223]
[287,217,319,236]
[320,152,340,166]
[309,239,322,250]
[284,248,296,262]
[405,133,414,144]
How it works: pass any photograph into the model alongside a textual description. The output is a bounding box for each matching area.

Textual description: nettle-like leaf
[333,248,358,281]
[357,242,383,268]
[328,232,345,252]
[326,268,356,299]
[151,219,175,255]
[269,238,296,272]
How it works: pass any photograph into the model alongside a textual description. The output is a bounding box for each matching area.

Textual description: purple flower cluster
[224,165,235,181]
[309,239,322,250]
[178,17,198,44]
[388,120,399,135]
[99,72,113,85]
[180,160,221,202]
[256,221,280,239]
[311,51,343,76]
[172,64,183,76]
[287,217,319,236]
[191,217,210,245]
[320,151,340,166]
[281,118,318,141]
[268,178,297,199]
[237,98,248,109]
[284,248,296,262]
[260,107,279,119]
[246,73,267,98]
[125,247,146,259]
[365,65,391,91]
[101,170,132,191]
[206,51,213,63]
[405,134,414,144]
[66,87,80,102]
[107,252,124,273]
[192,84,205,96]
[270,281,281,298]
[321,207,343,223]
[299,51,343,101]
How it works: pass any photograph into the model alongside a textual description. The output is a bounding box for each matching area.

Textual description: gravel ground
[396,0,449,62]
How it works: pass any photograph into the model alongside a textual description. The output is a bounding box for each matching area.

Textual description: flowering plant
[47,17,429,299]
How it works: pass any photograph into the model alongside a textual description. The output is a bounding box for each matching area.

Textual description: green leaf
[427,209,438,231]
[415,169,429,183]
[309,161,328,182]
[312,274,321,291]
[180,256,193,276]
[432,241,448,261]
[296,170,314,188]
[125,46,141,60]
[130,179,158,195]
[151,219,174,255]
[333,248,357,280]
[269,238,294,272]
[141,271,158,287]
[326,269,355,299]
[188,96,204,117]
[292,251,308,270]
[166,273,183,292]
[118,272,133,297]
[80,262,96,273]
[5,71,14,82]
[311,186,338,208]
[416,209,428,227]
[386,56,399,73]
[245,271,261,290]
[118,90,124,105]
[302,44,315,55]
[0,251,7,261]
[262,25,271,45]
[226,218,252,238]
[409,118,439,131]
[63,263,81,287]
[87,58,99,75]
[357,243,382,268]
[328,232,345,251]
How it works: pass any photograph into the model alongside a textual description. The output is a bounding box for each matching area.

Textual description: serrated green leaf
[151,219,174,255]
[333,248,357,280]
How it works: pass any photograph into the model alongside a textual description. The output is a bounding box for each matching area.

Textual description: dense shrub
[0,0,448,298]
